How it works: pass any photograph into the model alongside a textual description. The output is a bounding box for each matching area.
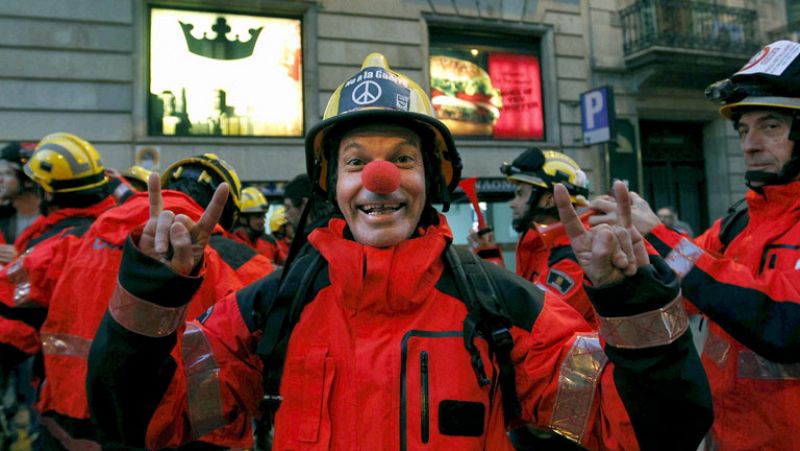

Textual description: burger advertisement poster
[430,49,544,140]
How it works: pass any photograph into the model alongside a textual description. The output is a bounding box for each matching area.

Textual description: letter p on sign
[581,86,615,145]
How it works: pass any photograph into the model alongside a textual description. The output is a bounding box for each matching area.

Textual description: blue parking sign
[581,86,616,145]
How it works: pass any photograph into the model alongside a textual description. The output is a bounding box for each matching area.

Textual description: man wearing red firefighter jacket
[232,186,286,265]
[472,148,597,329]
[592,40,800,450]
[0,133,115,378]
[87,53,711,450]
[2,153,273,449]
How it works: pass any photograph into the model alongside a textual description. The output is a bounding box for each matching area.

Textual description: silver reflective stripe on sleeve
[598,296,689,349]
[549,333,608,444]
[107,281,188,338]
[738,350,800,380]
[703,332,732,368]
[664,238,703,278]
[182,322,226,438]
[41,333,92,358]
[7,255,34,307]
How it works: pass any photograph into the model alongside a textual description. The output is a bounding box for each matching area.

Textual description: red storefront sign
[488,53,543,140]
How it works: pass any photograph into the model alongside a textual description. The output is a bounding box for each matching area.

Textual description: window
[429,30,544,140]
[148,7,303,137]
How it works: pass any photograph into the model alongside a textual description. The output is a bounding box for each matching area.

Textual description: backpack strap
[444,245,521,426]
[719,198,748,253]
[255,246,325,421]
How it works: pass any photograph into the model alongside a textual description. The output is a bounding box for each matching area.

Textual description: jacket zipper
[421,351,429,444]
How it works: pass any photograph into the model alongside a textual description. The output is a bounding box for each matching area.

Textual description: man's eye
[396,155,415,164]
[346,158,364,166]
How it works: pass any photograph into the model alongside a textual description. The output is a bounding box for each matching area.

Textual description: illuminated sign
[149,8,303,137]
[430,48,543,139]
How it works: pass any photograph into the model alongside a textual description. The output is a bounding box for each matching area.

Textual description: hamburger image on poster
[430,55,504,135]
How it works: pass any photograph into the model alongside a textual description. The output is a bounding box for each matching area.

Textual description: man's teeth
[360,204,402,214]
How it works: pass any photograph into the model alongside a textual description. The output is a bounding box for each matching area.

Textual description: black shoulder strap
[208,234,257,271]
[444,245,521,426]
[719,198,748,253]
[255,245,325,421]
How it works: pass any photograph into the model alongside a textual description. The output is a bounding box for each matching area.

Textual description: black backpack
[254,244,522,428]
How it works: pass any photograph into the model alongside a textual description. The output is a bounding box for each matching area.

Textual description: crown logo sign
[179,17,262,60]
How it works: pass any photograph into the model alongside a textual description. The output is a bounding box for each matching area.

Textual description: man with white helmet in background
[591,40,800,449]
[87,53,711,449]
[232,186,286,265]
[269,205,292,259]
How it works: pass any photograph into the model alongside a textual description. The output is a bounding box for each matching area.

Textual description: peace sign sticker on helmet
[339,67,411,114]
[736,40,800,76]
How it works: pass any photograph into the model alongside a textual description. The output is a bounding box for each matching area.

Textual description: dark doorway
[640,121,708,235]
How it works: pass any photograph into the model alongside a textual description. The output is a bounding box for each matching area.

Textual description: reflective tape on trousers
[665,238,703,279]
[598,296,689,349]
[182,322,226,438]
[549,333,608,444]
[107,282,188,338]
[41,332,92,358]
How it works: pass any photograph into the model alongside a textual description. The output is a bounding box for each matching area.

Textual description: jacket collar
[308,215,452,314]
[16,196,116,250]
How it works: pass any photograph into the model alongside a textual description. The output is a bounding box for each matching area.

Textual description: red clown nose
[362,160,401,194]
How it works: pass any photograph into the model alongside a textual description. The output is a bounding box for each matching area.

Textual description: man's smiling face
[336,124,426,248]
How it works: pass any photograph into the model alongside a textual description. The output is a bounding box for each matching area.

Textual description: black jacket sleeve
[587,256,713,450]
[87,237,202,447]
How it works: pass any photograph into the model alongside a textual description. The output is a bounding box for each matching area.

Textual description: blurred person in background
[0,143,40,264]
[233,187,286,265]
[656,206,693,237]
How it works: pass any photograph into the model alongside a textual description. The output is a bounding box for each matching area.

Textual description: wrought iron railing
[767,21,800,43]
[621,0,759,56]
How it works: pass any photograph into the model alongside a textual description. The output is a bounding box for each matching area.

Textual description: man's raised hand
[555,181,649,287]
[139,172,229,275]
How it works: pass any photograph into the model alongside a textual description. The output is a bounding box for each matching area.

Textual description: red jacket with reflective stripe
[516,222,597,327]
[648,181,800,450]
[0,198,115,356]
[35,191,273,440]
[87,215,711,450]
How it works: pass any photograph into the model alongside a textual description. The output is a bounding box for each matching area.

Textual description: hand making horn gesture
[555,180,649,287]
[139,172,229,275]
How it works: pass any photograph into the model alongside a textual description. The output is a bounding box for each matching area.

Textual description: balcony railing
[621,0,759,56]
[767,21,800,43]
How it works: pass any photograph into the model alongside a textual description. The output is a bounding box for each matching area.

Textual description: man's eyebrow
[340,141,365,153]
[757,113,791,123]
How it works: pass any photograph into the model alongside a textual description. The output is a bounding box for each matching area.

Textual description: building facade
[0,0,790,262]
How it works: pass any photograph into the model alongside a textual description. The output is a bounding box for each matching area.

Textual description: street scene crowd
[0,39,799,451]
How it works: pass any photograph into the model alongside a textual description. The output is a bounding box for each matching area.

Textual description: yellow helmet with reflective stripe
[162,153,242,210]
[24,132,108,193]
[305,52,462,208]
[269,206,287,233]
[241,186,269,214]
[124,165,152,186]
[501,148,589,203]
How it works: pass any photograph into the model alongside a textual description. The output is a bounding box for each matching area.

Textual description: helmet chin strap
[745,111,800,192]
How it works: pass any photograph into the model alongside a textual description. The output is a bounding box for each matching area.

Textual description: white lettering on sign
[584,91,604,130]
[736,40,800,76]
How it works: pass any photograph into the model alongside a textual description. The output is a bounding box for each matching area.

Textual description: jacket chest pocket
[401,331,494,451]
[276,345,335,450]
[759,244,800,273]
